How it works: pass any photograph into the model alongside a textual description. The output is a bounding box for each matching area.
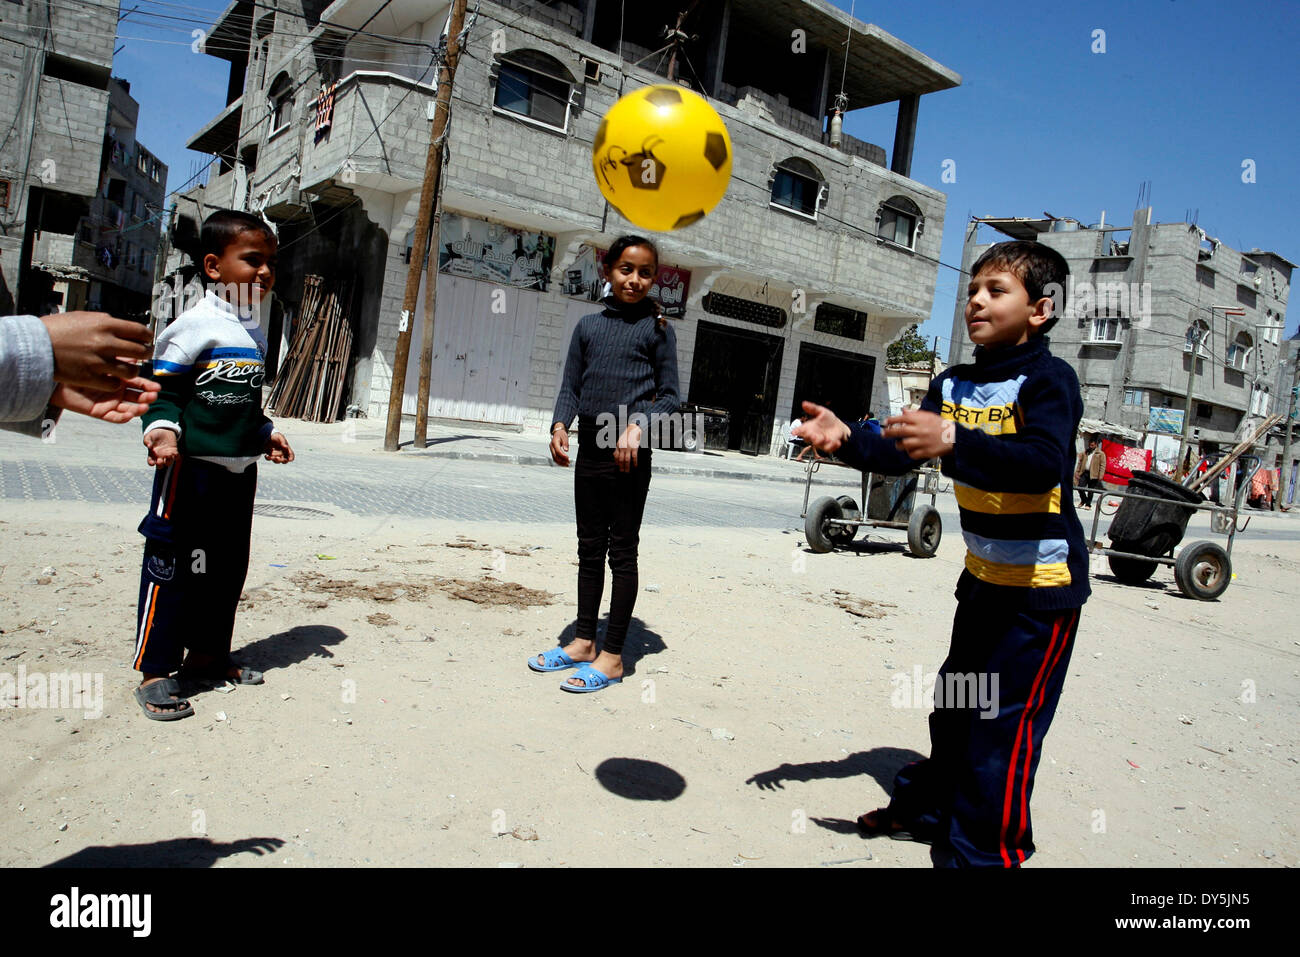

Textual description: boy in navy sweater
[132,210,294,720]
[797,240,1087,866]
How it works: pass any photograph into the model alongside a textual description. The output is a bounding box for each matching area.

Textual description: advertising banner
[437,213,555,291]
[1147,406,1184,434]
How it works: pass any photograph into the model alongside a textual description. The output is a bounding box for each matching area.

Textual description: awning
[1078,417,1143,442]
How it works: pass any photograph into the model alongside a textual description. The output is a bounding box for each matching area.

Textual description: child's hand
[144,428,179,467]
[264,431,294,464]
[882,410,955,460]
[41,312,154,390]
[793,401,849,452]
[51,377,160,424]
[550,424,570,467]
[615,423,642,472]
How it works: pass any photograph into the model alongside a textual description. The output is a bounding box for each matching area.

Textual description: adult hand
[49,377,160,424]
[143,428,179,467]
[264,430,295,464]
[41,312,154,389]
[615,423,641,473]
[882,409,955,460]
[793,401,849,453]
[550,424,570,467]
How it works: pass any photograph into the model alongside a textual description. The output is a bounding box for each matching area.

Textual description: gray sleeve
[0,314,55,421]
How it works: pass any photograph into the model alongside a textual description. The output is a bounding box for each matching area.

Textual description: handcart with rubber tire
[1087,456,1260,601]
[801,459,943,558]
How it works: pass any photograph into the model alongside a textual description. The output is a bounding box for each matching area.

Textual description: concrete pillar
[891,93,919,178]
[702,0,731,99]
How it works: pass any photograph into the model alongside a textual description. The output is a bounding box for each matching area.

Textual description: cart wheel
[907,504,942,558]
[1173,540,1231,601]
[804,496,843,553]
[681,426,700,453]
[830,496,860,543]
[1107,555,1159,584]
[1099,494,1123,516]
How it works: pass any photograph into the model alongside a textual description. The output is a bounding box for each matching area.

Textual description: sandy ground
[0,488,1297,868]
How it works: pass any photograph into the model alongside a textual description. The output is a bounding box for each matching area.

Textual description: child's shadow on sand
[745,747,925,834]
[546,616,665,675]
[180,625,347,695]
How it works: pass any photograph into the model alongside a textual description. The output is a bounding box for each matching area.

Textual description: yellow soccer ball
[592,84,733,232]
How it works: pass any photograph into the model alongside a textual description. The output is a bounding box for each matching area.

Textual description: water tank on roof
[1050,219,1081,232]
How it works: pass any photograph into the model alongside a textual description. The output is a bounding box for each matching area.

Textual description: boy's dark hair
[969,240,1069,335]
[200,209,276,261]
[602,234,658,272]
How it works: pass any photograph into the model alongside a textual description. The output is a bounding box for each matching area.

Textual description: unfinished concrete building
[948,210,1293,471]
[173,0,959,452]
[0,0,118,314]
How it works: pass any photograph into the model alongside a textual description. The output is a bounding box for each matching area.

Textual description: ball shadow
[594,757,686,801]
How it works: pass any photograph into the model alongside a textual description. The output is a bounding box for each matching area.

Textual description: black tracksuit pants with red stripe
[886,600,1080,868]
[134,456,256,675]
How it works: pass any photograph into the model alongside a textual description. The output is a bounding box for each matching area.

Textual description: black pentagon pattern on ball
[704,131,728,171]
[673,210,705,229]
[644,86,682,107]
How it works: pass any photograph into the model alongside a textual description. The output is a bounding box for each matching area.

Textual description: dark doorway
[688,320,784,454]
[792,341,875,422]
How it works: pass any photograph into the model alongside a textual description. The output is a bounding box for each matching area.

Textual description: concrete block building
[173,0,959,453]
[0,0,118,314]
[31,77,168,321]
[947,209,1293,470]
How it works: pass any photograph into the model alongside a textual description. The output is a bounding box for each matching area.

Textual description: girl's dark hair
[602,235,666,328]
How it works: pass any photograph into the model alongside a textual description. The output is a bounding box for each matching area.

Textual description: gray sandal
[135,678,194,721]
[179,657,264,685]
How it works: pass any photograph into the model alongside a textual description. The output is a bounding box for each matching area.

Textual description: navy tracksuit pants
[886,600,1080,868]
[134,456,257,675]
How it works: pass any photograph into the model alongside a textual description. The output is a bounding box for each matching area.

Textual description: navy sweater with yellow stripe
[838,336,1090,611]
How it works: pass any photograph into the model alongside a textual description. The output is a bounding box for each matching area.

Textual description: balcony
[299,71,437,194]
[187,96,244,159]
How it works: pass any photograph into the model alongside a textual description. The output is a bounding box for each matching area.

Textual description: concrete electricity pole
[384,0,468,452]
[1281,352,1299,510]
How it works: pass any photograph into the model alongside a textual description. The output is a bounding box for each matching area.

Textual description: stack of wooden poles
[268,274,354,422]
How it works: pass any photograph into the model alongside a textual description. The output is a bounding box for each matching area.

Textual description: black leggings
[573,446,652,657]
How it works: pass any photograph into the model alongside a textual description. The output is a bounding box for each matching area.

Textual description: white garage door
[401,274,539,426]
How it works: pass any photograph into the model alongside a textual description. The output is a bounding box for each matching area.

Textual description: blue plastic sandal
[528,647,581,672]
[561,664,622,693]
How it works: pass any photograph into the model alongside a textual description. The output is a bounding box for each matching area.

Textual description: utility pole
[413,171,446,448]
[384,0,468,452]
[929,334,940,384]
[1177,306,1244,480]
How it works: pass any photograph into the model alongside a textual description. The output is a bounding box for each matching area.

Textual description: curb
[400,447,862,486]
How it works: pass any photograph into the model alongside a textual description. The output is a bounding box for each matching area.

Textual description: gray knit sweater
[552,297,680,431]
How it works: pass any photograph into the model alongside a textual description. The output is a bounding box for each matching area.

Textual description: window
[877,196,920,249]
[1088,316,1121,343]
[702,292,786,328]
[493,50,572,131]
[770,158,823,219]
[1184,319,1209,354]
[141,251,152,275]
[1123,388,1145,406]
[268,73,294,134]
[1226,331,1253,371]
[813,303,867,341]
[1250,386,1271,416]
[1196,402,1212,420]
[1196,265,1215,287]
[126,244,138,268]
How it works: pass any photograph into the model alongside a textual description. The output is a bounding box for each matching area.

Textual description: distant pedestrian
[1074,438,1106,507]
[533,235,679,693]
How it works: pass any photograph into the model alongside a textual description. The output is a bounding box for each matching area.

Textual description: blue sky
[114,0,1300,345]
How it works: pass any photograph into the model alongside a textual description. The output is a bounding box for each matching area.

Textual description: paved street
[0,415,911,532]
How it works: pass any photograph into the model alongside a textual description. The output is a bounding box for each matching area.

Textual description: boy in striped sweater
[132,210,295,720]
[796,240,1087,866]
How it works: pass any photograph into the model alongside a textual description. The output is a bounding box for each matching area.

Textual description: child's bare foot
[536,638,597,670]
[565,650,624,687]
